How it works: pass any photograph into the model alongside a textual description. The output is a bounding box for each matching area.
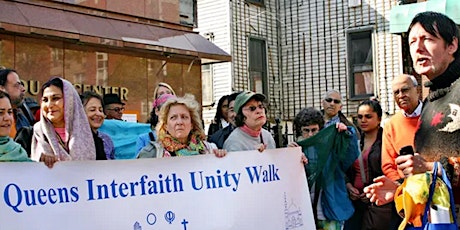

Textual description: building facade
[198,0,459,142]
[0,0,230,122]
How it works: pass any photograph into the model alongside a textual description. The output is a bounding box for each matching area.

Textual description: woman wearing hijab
[31,77,96,167]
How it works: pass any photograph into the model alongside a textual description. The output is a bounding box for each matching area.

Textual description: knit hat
[153,93,176,109]
[233,91,266,114]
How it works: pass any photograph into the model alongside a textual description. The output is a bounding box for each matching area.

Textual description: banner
[0,147,314,229]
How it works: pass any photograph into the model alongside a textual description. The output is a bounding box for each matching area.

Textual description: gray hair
[395,74,418,87]
[407,75,418,87]
[322,89,343,100]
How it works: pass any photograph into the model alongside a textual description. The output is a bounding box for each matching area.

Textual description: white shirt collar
[403,101,423,117]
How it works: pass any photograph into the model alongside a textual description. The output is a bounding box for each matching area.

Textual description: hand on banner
[363,175,398,206]
[256,143,267,153]
[212,149,227,158]
[301,155,308,165]
[39,153,59,168]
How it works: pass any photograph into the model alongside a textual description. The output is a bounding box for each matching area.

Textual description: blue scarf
[0,136,32,162]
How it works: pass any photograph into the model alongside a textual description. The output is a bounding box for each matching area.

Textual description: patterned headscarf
[31,78,96,161]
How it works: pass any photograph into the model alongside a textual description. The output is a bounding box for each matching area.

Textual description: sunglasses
[107,107,125,113]
[324,98,341,104]
[357,114,373,119]
[301,127,319,134]
[243,104,265,112]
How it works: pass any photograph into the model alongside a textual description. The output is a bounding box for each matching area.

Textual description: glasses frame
[243,104,265,112]
[107,107,125,113]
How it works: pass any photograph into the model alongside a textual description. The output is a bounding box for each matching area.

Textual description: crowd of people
[0,11,459,230]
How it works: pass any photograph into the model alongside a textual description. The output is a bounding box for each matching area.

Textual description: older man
[321,89,358,138]
[103,93,125,120]
[381,74,422,181]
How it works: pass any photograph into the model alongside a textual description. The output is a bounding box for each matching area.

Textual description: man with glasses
[103,93,125,120]
[0,68,35,155]
[381,74,421,182]
[321,89,357,131]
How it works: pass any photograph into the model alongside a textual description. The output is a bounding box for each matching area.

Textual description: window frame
[246,0,264,7]
[201,64,214,106]
[346,27,375,100]
[248,37,268,97]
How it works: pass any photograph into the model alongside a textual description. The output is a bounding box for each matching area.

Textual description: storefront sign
[21,80,129,100]
[0,148,314,229]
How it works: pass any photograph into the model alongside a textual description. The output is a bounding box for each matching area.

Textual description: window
[246,0,264,6]
[347,29,374,99]
[96,52,108,86]
[201,64,213,106]
[248,38,268,95]
[179,0,197,27]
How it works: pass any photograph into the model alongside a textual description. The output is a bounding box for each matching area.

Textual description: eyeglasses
[10,81,24,89]
[357,114,373,119]
[107,107,125,113]
[393,86,412,96]
[243,104,265,112]
[301,127,319,134]
[324,98,341,104]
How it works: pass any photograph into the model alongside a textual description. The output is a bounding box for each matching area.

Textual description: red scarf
[240,124,261,137]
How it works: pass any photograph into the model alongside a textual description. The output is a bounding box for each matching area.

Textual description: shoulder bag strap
[148,132,155,141]
[422,162,457,225]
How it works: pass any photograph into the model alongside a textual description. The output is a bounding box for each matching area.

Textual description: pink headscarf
[152,93,176,109]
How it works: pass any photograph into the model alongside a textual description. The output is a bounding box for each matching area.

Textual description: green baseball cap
[234,91,266,113]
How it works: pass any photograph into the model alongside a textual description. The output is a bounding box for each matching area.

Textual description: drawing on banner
[146,212,157,225]
[133,221,142,230]
[165,210,175,224]
[284,192,303,229]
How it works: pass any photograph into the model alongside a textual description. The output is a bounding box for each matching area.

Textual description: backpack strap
[148,132,155,141]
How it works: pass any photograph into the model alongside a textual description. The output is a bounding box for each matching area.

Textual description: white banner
[0,147,314,230]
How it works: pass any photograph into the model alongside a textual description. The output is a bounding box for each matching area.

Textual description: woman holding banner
[137,94,226,158]
[223,91,275,152]
[0,91,31,162]
[31,77,96,167]
[81,91,115,160]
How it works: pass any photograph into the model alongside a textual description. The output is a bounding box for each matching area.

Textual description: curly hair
[293,107,324,138]
[156,94,205,141]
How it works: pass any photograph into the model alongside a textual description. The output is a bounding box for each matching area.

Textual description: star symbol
[431,112,444,127]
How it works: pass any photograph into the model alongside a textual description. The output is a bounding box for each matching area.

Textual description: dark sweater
[415,57,460,203]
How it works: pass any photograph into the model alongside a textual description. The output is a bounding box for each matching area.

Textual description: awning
[390,0,460,33]
[0,1,231,63]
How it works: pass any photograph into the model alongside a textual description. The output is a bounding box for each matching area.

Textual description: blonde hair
[153,82,176,98]
[156,94,205,141]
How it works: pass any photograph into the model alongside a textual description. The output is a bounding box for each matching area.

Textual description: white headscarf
[31,78,96,161]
